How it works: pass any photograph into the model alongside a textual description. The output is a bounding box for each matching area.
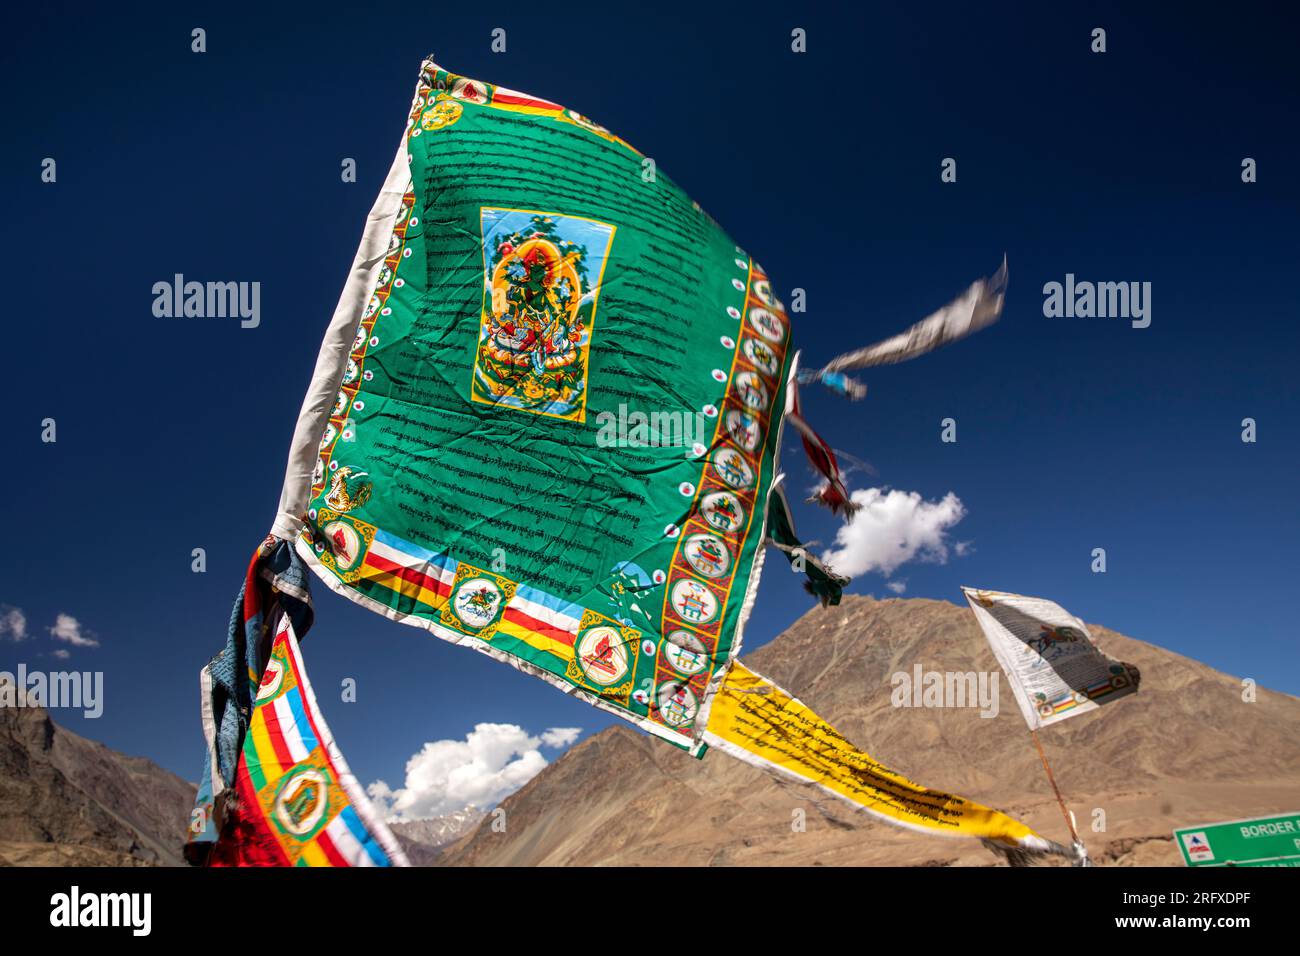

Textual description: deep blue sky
[3,1,1297,790]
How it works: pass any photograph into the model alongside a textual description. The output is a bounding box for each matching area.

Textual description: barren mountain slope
[0,696,195,867]
[442,595,1300,867]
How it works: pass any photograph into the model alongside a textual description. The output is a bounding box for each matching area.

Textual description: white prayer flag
[822,257,1007,372]
[961,587,1140,729]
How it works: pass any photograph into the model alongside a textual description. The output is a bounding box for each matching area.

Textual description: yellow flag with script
[703,661,1062,856]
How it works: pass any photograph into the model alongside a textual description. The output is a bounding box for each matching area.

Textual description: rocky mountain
[390,807,486,865]
[441,595,1300,867]
[0,686,196,867]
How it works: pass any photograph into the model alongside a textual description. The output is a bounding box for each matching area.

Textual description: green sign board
[1175,812,1300,867]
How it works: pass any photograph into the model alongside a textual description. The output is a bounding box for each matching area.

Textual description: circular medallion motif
[699,490,745,533]
[712,447,755,490]
[725,409,761,451]
[747,307,785,343]
[684,533,732,579]
[669,579,719,626]
[273,768,329,837]
[421,94,464,130]
[450,78,488,103]
[656,681,699,727]
[322,521,362,572]
[735,371,769,411]
[575,626,630,687]
[743,337,779,377]
[452,578,504,629]
[256,658,285,702]
[665,630,709,676]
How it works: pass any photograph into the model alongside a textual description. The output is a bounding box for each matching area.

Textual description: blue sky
[3,2,1297,804]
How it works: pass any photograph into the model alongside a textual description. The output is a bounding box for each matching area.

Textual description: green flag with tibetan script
[274,58,794,755]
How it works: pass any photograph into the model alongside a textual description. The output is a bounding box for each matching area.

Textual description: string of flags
[188,56,1134,867]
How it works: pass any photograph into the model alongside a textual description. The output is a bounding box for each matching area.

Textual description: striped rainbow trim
[354,528,584,668]
[230,619,407,867]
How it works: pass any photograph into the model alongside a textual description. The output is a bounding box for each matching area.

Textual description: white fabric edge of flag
[961,586,1045,730]
[197,663,224,801]
[271,103,418,540]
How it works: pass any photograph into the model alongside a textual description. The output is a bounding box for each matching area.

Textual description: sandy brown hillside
[442,595,1300,867]
[0,691,196,867]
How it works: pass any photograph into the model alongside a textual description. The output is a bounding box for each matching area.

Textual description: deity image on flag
[472,208,616,422]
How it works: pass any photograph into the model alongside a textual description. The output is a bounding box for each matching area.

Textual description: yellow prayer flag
[703,661,1062,855]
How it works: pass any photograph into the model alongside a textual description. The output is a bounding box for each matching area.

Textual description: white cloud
[368,723,581,822]
[820,487,967,578]
[48,613,99,648]
[540,727,581,748]
[886,580,908,595]
[51,649,70,660]
[0,606,27,641]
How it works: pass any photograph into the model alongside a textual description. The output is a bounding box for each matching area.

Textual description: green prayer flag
[766,476,848,607]
[273,58,795,754]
